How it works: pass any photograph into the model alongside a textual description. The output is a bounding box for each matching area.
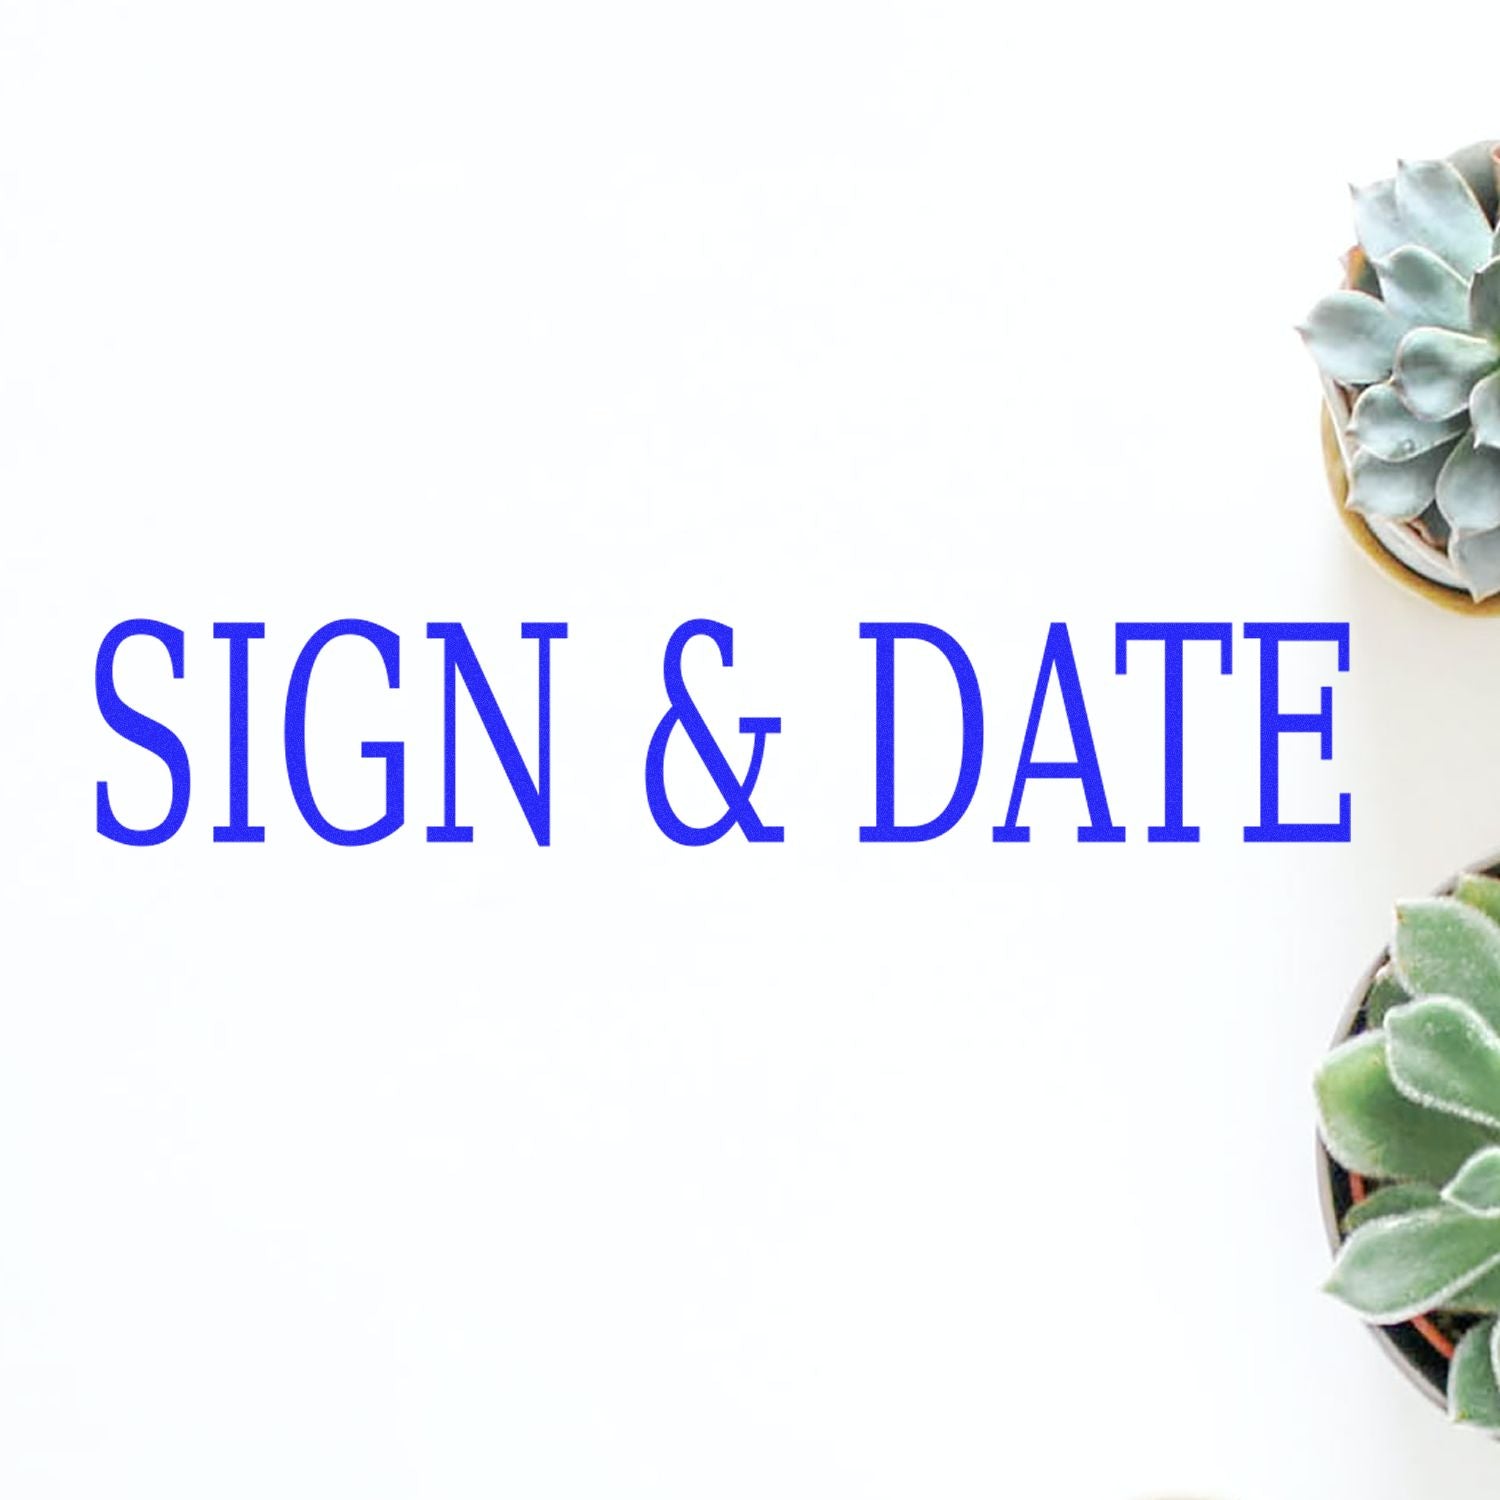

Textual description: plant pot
[1316,852,1500,1412]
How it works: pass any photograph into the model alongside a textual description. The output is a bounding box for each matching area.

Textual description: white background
[4,1,1500,1495]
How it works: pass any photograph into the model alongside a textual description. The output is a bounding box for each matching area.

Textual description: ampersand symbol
[644,619,783,845]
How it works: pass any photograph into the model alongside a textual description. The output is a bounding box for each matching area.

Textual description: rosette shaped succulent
[1301,145,1500,599]
[1318,876,1500,1426]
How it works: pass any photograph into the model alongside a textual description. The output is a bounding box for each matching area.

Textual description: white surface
[4,1,1500,1494]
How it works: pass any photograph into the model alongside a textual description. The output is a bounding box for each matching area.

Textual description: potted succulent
[1317,865,1500,1423]
[1300,140,1500,609]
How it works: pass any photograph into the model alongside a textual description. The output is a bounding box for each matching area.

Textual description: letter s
[96,619,191,845]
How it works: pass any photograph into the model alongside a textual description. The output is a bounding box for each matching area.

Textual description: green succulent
[1300,142,1500,600]
[1317,873,1500,1427]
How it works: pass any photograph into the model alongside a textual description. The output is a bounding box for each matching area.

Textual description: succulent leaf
[1470,368,1500,449]
[1470,259,1500,339]
[1386,998,1500,1131]
[1437,432,1500,531]
[1325,1204,1500,1322]
[1392,897,1500,1031]
[1449,1318,1500,1428]
[1315,1029,1498,1181]
[1393,327,1500,420]
[1394,158,1494,278]
[1343,1182,1442,1232]
[1446,1146,1500,1216]
[1376,246,1472,330]
[1348,441,1456,521]
[1352,177,1408,261]
[1364,960,1413,1028]
[1448,139,1500,221]
[1349,382,1465,461]
[1449,526,1500,601]
[1422,501,1454,546]
[1448,1265,1500,1313]
[1456,873,1500,927]
[1300,291,1407,385]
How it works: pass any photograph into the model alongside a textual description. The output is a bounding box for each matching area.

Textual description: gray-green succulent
[1317,873,1500,1426]
[1301,142,1500,600]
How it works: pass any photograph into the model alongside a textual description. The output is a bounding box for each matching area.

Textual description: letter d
[859,623,984,842]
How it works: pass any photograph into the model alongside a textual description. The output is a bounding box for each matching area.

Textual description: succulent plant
[1300,142,1500,600]
[1317,872,1500,1426]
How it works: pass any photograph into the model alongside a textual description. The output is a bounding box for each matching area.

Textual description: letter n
[426,623,568,846]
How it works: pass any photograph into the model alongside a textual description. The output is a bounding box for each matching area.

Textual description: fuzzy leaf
[1436,432,1500,532]
[1316,1030,1497,1181]
[1377,246,1472,330]
[1365,961,1413,1028]
[1352,178,1408,261]
[1387,998,1500,1131]
[1456,873,1500,927]
[1325,1205,1500,1321]
[1395,158,1495,277]
[1393,897,1500,1031]
[1447,1146,1500,1216]
[1300,291,1407,385]
[1471,259,1500,339]
[1470,369,1500,449]
[1349,382,1465,461]
[1449,526,1500,602]
[1344,1182,1443,1232]
[1394,327,1500,419]
[1450,1319,1500,1428]
[1348,441,1455,521]
[1449,1264,1500,1313]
